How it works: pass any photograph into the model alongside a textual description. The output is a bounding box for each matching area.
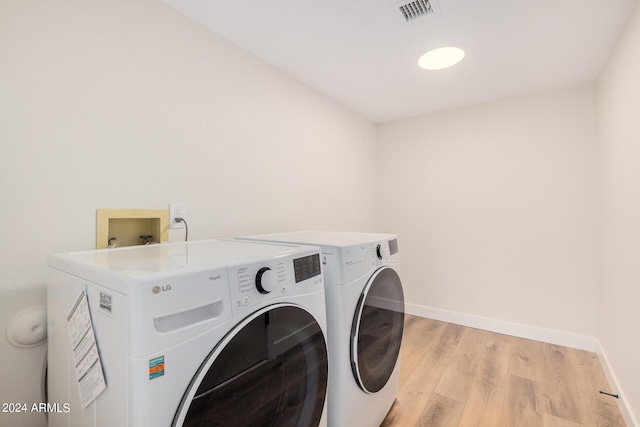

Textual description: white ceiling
[164,0,635,123]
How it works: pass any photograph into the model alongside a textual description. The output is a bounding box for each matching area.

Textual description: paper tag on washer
[67,289,107,408]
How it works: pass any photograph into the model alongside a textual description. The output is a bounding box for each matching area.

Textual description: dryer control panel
[228,251,323,316]
[321,238,400,285]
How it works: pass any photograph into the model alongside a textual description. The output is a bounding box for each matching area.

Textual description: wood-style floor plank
[501,375,543,427]
[398,317,447,386]
[416,393,465,427]
[541,343,584,424]
[433,327,487,402]
[542,413,585,427]
[509,335,546,381]
[457,337,510,426]
[382,322,464,427]
[383,316,626,427]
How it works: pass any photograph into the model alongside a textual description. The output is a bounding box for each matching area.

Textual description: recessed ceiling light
[418,47,465,70]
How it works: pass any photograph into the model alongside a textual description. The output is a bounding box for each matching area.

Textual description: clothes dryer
[239,231,404,427]
[47,239,328,427]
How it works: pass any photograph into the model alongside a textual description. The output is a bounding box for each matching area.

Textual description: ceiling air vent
[399,0,434,22]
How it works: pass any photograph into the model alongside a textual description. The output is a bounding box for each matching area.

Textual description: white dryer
[239,231,404,427]
[47,239,328,427]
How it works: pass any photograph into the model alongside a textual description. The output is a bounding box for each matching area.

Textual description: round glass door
[173,304,328,427]
[351,267,405,393]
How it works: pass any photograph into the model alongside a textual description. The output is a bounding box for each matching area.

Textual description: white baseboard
[405,302,598,352]
[595,340,638,427]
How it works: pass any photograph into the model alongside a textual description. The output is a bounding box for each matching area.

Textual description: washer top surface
[48,238,307,277]
[243,231,395,248]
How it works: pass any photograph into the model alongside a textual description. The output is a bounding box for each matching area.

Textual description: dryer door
[173,304,328,427]
[351,266,405,393]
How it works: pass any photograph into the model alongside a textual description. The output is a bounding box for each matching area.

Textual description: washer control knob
[376,244,387,260]
[256,267,277,294]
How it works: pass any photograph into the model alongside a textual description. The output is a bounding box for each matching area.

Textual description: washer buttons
[242,295,251,306]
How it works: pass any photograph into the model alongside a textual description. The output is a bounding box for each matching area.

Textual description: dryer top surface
[242,231,396,249]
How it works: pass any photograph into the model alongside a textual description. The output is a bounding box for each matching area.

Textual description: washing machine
[239,231,404,427]
[47,239,328,427]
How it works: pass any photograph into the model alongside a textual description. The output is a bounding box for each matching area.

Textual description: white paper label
[67,290,106,409]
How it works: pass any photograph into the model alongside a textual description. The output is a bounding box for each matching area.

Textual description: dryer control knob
[376,244,387,260]
[256,267,277,294]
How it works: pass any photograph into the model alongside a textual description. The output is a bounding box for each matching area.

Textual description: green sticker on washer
[149,356,164,379]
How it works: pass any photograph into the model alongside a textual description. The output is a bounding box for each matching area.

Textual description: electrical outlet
[169,203,186,229]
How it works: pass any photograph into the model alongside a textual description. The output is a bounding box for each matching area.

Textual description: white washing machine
[239,231,404,427]
[47,239,328,427]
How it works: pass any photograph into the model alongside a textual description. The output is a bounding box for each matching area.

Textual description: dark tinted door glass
[176,306,328,427]
[351,267,404,393]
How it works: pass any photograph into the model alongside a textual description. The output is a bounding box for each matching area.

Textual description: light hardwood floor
[382,315,626,427]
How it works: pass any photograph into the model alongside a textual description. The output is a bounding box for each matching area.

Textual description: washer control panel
[228,251,322,316]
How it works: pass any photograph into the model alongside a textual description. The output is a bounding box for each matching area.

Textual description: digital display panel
[388,239,399,255]
[293,254,321,283]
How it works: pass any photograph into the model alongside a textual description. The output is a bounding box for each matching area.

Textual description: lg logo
[152,285,172,294]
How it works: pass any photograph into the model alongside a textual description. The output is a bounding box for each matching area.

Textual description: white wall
[3,0,638,425]
[377,85,599,341]
[0,1,376,426]
[597,0,640,423]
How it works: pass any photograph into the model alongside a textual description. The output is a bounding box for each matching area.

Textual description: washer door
[351,267,405,394]
[173,304,328,427]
